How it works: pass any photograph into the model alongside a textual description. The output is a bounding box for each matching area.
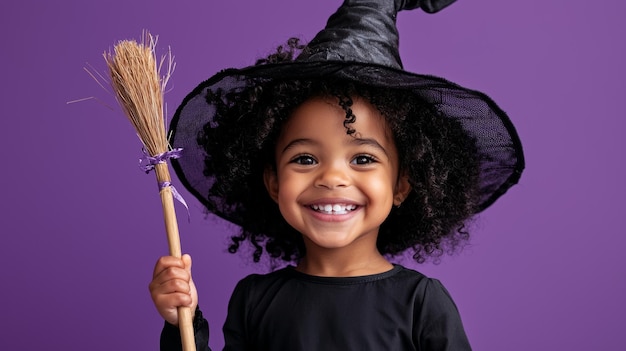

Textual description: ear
[263,166,279,203]
[393,173,411,207]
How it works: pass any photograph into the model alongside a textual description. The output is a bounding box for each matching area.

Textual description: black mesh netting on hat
[169,63,524,225]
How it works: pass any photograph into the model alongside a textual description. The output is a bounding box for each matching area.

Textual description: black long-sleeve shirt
[161,265,471,350]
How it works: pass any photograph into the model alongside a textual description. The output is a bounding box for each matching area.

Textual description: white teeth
[311,204,357,214]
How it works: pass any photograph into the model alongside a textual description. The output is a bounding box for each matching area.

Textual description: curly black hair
[197,39,481,264]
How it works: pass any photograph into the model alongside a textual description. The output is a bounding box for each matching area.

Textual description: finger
[151,277,192,295]
[152,263,189,281]
[150,273,193,297]
[153,256,185,278]
[152,291,194,324]
[149,268,191,294]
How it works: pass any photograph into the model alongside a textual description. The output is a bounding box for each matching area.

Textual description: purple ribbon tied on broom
[139,148,190,218]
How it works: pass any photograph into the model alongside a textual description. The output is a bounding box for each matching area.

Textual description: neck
[296,245,392,277]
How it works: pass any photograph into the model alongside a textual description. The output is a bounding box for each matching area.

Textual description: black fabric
[296,0,455,68]
[161,265,471,350]
[160,306,210,351]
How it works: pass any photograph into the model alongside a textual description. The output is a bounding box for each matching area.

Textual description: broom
[104,32,195,351]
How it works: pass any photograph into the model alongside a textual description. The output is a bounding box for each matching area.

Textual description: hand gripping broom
[104,32,195,351]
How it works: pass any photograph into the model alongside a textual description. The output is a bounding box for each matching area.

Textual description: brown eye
[291,155,317,165]
[352,155,376,165]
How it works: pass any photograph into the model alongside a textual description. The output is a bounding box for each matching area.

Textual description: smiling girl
[150,0,524,350]
[266,95,411,276]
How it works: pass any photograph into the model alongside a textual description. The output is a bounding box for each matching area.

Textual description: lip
[306,197,359,205]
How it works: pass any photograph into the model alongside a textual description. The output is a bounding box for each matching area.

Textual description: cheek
[275,174,308,228]
[363,172,396,202]
[276,172,307,204]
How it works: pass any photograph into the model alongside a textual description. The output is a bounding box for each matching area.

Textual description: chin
[305,233,366,251]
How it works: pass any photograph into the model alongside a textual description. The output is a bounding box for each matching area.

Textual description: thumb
[181,254,199,313]
[182,254,193,273]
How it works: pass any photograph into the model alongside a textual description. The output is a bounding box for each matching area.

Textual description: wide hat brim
[169,59,525,225]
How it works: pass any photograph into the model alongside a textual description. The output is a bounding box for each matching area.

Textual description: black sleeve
[222,277,253,351]
[160,306,211,351]
[415,279,472,351]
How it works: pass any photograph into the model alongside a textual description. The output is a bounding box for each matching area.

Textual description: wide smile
[309,203,359,215]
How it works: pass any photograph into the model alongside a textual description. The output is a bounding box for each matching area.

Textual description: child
[150,0,525,350]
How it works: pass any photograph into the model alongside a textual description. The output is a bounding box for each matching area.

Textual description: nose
[314,161,351,189]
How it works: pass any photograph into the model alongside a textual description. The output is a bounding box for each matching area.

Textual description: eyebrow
[353,137,390,158]
[281,138,317,153]
[281,137,389,158]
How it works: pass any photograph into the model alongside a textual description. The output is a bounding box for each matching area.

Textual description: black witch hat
[169,0,525,223]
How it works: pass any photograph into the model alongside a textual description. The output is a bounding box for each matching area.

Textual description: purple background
[1,0,624,349]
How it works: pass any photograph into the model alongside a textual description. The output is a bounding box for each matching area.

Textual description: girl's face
[264,96,411,255]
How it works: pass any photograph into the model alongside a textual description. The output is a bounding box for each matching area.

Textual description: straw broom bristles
[105,33,171,156]
[104,32,196,351]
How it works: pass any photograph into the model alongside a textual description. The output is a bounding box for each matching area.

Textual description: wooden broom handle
[155,163,196,351]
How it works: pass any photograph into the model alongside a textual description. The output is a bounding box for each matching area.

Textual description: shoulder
[229,267,294,299]
[397,268,466,334]
[390,265,461,313]
[395,266,471,349]
[234,266,293,286]
[392,264,428,281]
[388,265,439,291]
